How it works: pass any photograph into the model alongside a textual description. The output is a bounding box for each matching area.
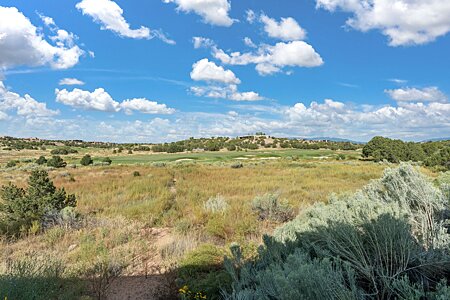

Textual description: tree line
[362,136,450,169]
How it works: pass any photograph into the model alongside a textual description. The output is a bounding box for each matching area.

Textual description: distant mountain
[302,137,365,144]
[421,137,450,142]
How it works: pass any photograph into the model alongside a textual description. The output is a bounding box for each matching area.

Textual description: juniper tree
[0,170,76,236]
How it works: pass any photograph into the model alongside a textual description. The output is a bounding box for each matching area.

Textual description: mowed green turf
[107,149,358,164]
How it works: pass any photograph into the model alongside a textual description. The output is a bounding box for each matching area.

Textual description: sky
[0,0,449,143]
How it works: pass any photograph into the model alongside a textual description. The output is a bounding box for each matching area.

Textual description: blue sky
[0,0,449,142]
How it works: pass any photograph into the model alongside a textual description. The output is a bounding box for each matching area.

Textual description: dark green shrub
[47,156,66,168]
[80,154,93,166]
[50,147,78,155]
[6,160,17,168]
[335,154,346,160]
[101,157,112,165]
[133,171,140,177]
[36,156,47,165]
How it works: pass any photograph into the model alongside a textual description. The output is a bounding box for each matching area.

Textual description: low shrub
[178,244,232,300]
[35,156,47,165]
[50,147,78,155]
[133,171,140,177]
[83,256,124,300]
[6,160,17,168]
[152,162,167,167]
[251,192,294,222]
[230,162,243,169]
[80,154,93,166]
[101,157,112,165]
[335,153,346,160]
[47,156,67,168]
[203,194,228,214]
[0,257,84,299]
[224,164,450,299]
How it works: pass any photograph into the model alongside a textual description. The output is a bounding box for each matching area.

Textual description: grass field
[0,147,438,298]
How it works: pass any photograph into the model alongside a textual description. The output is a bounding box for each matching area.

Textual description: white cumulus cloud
[120,98,175,115]
[190,58,240,84]
[59,78,85,86]
[316,0,450,46]
[190,84,264,101]
[55,87,175,114]
[0,6,84,70]
[243,37,257,48]
[385,87,448,103]
[260,14,306,41]
[0,81,59,118]
[213,40,323,75]
[55,88,121,112]
[163,0,234,27]
[76,0,175,44]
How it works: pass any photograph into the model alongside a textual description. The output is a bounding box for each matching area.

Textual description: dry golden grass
[0,152,441,298]
[0,160,390,242]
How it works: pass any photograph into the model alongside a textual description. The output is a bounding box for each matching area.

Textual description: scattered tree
[36,156,47,165]
[0,170,76,236]
[80,154,93,166]
[47,156,67,168]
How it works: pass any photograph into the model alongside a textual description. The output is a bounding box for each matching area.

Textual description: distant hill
[421,137,450,142]
[303,137,365,144]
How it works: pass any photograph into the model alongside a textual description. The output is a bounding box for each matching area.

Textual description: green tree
[35,156,47,165]
[47,156,66,168]
[0,170,76,236]
[80,154,93,166]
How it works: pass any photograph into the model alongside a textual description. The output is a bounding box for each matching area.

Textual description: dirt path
[106,228,178,300]
[106,175,179,300]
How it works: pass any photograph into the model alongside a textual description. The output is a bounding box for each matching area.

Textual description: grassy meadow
[0,146,440,299]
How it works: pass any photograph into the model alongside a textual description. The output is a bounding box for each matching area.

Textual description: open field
[0,147,443,299]
[0,147,359,165]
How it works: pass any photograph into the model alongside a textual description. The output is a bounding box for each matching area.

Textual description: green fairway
[108,148,357,164]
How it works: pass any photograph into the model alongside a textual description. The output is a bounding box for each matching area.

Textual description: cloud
[385,87,448,103]
[284,98,450,139]
[316,0,450,46]
[213,40,323,75]
[388,78,408,84]
[0,110,8,120]
[2,96,450,142]
[260,13,306,41]
[246,9,256,24]
[243,37,257,48]
[189,58,264,101]
[59,78,85,86]
[0,81,59,118]
[163,0,234,27]
[0,6,84,69]
[55,88,121,112]
[120,98,175,115]
[193,36,215,49]
[55,87,175,114]
[190,58,240,84]
[190,84,264,101]
[37,13,56,27]
[76,0,175,44]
